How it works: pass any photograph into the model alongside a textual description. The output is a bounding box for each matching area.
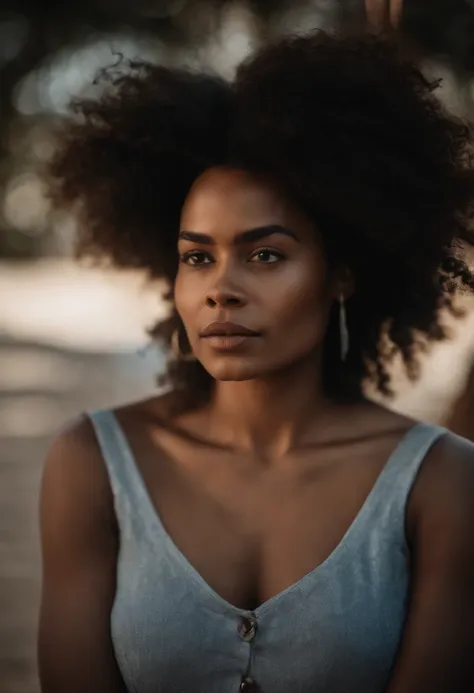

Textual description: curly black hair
[48,30,474,404]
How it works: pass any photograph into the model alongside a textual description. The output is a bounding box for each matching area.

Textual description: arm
[446,359,474,442]
[386,433,474,692]
[38,417,128,693]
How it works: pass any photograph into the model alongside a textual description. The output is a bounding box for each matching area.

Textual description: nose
[205,268,247,309]
[206,287,246,309]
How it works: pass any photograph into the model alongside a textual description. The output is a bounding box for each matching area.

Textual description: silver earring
[171,328,196,362]
[339,294,349,361]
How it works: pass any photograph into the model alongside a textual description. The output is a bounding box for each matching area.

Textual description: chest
[112,479,408,693]
[131,438,394,611]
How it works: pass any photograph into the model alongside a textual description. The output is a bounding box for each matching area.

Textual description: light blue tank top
[89,409,445,693]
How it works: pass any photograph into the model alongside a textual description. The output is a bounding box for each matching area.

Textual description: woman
[38,31,474,693]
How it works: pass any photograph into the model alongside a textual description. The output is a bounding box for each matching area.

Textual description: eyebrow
[178,224,299,245]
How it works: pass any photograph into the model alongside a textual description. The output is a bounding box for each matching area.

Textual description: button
[240,676,259,692]
[237,616,257,642]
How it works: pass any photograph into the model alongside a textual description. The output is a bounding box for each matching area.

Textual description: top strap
[88,409,154,534]
[89,410,446,550]
[357,421,447,539]
[374,421,445,497]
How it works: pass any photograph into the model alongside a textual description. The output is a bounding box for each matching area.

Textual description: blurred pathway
[0,339,163,693]
[0,261,162,692]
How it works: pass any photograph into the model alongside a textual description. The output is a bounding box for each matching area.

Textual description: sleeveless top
[89,409,446,693]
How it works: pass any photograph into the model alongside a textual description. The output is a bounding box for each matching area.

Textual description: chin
[210,369,258,382]
[205,360,265,382]
[215,373,255,382]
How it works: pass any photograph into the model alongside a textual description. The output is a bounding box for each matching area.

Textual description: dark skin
[365,0,404,30]
[38,168,474,692]
[446,359,474,442]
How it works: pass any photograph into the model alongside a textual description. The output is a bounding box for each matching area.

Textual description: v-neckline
[107,412,430,617]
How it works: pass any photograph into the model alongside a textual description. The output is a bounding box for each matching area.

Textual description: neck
[206,352,331,459]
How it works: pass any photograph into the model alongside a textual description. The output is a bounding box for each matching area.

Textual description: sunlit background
[2,1,474,691]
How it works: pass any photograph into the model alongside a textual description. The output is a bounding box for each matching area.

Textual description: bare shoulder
[385,430,474,691]
[41,414,116,538]
[44,414,109,489]
[411,429,474,510]
[39,416,127,692]
[409,428,474,556]
[47,413,101,460]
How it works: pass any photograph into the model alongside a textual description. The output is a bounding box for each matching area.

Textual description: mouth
[200,322,261,351]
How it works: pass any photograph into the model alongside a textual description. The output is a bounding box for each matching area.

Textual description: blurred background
[2,1,474,691]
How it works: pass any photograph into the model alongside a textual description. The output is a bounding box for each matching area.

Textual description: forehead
[180,167,309,233]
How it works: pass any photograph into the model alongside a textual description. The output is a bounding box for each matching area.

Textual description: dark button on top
[238,616,257,642]
[240,676,259,692]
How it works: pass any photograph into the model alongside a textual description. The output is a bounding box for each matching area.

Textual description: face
[175,166,339,382]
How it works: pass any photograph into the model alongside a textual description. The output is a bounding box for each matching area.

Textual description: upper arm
[38,417,127,693]
[387,433,474,693]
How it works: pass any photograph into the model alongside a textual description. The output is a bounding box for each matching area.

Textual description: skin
[446,361,474,442]
[38,167,474,692]
[365,0,403,30]
[176,167,337,386]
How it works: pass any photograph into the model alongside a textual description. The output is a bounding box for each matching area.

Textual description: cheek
[270,262,330,327]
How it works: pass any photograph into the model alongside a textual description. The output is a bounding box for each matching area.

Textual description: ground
[0,337,159,693]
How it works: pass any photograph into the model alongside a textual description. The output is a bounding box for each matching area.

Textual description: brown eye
[249,249,284,264]
[180,251,213,266]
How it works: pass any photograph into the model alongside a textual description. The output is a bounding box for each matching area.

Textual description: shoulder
[41,414,116,534]
[411,429,474,519]
[409,428,474,567]
[38,418,124,693]
[44,414,106,483]
[385,430,474,690]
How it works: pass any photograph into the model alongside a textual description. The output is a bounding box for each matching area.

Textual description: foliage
[2,0,474,257]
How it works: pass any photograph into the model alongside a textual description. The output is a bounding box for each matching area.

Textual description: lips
[200,321,260,338]
[199,321,261,351]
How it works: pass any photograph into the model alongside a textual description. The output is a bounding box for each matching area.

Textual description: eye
[249,249,284,264]
[180,251,213,266]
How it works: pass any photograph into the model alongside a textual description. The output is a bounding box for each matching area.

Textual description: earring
[339,294,349,361]
[171,327,196,362]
